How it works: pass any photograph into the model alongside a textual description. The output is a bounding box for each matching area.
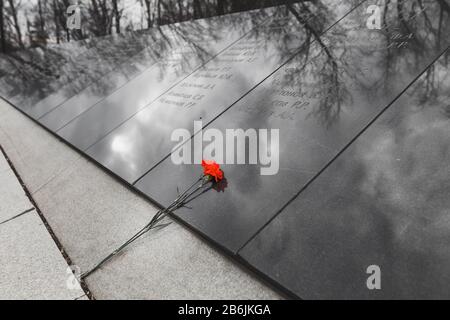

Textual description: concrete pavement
[0,145,86,300]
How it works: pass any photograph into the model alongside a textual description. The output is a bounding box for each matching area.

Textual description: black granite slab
[6,29,155,114]
[27,33,163,121]
[36,29,184,128]
[239,47,450,299]
[83,0,358,185]
[134,0,450,254]
[0,45,75,99]
[33,13,256,123]
[1,26,170,112]
[55,7,280,153]
[0,47,63,87]
[0,22,188,101]
[38,10,271,132]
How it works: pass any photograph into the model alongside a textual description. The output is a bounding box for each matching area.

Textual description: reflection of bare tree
[417,65,438,105]
[246,0,450,128]
[377,0,450,90]
[257,1,351,127]
[1,0,449,120]
[289,2,350,126]
[0,0,305,53]
[409,52,450,120]
[0,7,273,104]
[0,0,4,52]
[326,0,448,126]
[0,29,151,100]
[6,0,24,48]
[0,1,321,105]
[364,1,445,111]
[374,1,450,119]
[87,0,112,37]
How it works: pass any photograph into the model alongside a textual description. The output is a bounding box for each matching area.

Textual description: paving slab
[86,220,282,299]
[0,151,9,172]
[0,210,85,300]
[0,151,34,223]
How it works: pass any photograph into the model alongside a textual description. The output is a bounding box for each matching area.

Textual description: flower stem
[80,175,210,280]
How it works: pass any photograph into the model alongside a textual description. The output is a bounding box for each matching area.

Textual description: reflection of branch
[396,0,424,49]
[287,2,347,127]
[418,0,435,34]
[168,23,211,62]
[287,2,335,67]
[383,0,391,30]
[436,0,450,48]
[437,0,450,13]
[418,65,438,105]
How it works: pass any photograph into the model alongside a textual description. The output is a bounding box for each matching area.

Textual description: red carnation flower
[201,160,224,182]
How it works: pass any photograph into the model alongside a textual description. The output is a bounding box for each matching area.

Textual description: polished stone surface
[39,29,183,130]
[30,37,159,121]
[0,46,73,99]
[135,0,450,253]
[37,13,259,128]
[8,30,154,115]
[56,8,276,152]
[85,0,356,184]
[3,27,171,110]
[239,49,450,299]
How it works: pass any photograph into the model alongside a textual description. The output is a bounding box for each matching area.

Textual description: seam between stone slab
[235,45,450,256]
[0,144,95,300]
[0,208,35,226]
[30,154,83,196]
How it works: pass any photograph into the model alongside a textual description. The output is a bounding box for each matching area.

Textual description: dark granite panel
[39,9,268,132]
[239,48,450,299]
[85,0,357,184]
[56,6,291,152]
[37,31,178,129]
[5,28,154,112]
[135,0,450,253]
[29,36,160,121]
